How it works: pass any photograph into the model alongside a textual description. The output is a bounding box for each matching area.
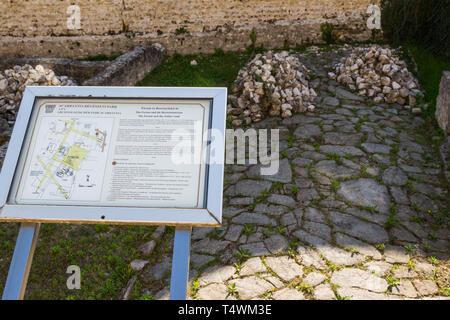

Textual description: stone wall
[436,71,450,135]
[0,0,381,58]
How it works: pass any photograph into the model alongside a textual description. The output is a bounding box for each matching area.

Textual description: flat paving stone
[323,96,340,107]
[295,245,328,270]
[264,234,289,254]
[413,280,439,296]
[271,288,305,300]
[266,194,297,208]
[294,124,322,139]
[264,256,304,282]
[364,261,393,277]
[335,87,364,101]
[361,143,392,154]
[331,268,388,292]
[254,203,288,216]
[229,276,274,299]
[235,180,272,197]
[190,254,216,269]
[224,225,244,242]
[384,245,410,264]
[329,211,389,244]
[302,151,328,160]
[390,186,409,205]
[336,178,391,214]
[382,166,408,186]
[335,233,382,259]
[410,193,437,212]
[295,178,314,188]
[303,207,327,224]
[197,283,231,300]
[304,220,332,242]
[192,238,230,255]
[319,145,365,156]
[337,287,388,300]
[247,158,292,183]
[296,188,320,203]
[391,226,418,243]
[303,272,327,287]
[323,132,364,146]
[232,212,276,226]
[239,242,270,257]
[314,283,336,300]
[315,160,359,179]
[392,266,418,279]
[391,280,418,298]
[198,265,236,285]
[239,257,267,276]
[293,230,365,266]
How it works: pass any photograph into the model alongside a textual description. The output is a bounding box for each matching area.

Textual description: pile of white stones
[329,45,423,112]
[0,64,76,120]
[227,50,317,126]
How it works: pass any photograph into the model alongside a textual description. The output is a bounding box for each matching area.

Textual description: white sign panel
[0,87,227,226]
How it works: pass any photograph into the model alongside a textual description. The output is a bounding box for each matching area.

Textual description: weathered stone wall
[0,0,381,58]
[436,71,450,135]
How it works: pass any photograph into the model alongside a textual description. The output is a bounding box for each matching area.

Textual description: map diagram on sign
[20,117,113,202]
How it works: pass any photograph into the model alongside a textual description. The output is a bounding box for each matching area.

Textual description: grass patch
[407,44,450,117]
[137,49,250,89]
[0,223,157,300]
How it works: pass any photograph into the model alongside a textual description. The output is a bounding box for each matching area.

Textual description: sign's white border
[0,86,227,227]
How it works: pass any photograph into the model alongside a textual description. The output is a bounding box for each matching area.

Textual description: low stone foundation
[83,44,166,86]
[0,58,110,84]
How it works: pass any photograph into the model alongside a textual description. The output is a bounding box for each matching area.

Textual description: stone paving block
[197,283,231,300]
[304,220,332,242]
[191,238,231,255]
[271,288,305,300]
[331,268,388,292]
[329,211,389,244]
[235,180,273,197]
[364,261,393,277]
[336,178,391,214]
[239,257,267,276]
[337,287,388,300]
[224,224,244,242]
[232,212,276,226]
[229,276,274,299]
[303,272,327,287]
[313,283,336,300]
[384,245,410,264]
[295,245,328,270]
[239,242,270,257]
[198,265,236,285]
[382,166,408,186]
[319,145,365,157]
[266,194,297,208]
[190,254,216,269]
[264,234,289,254]
[303,207,328,224]
[413,280,439,296]
[335,232,382,260]
[264,256,304,282]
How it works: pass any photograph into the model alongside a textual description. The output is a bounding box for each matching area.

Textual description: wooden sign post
[0,86,227,300]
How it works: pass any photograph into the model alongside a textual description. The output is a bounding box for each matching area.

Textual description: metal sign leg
[2,223,40,300]
[169,226,192,300]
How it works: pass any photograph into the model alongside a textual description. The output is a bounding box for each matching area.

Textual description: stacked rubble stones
[0,64,76,126]
[328,45,423,113]
[227,50,318,126]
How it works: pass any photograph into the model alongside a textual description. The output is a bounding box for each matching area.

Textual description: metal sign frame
[0,86,227,300]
